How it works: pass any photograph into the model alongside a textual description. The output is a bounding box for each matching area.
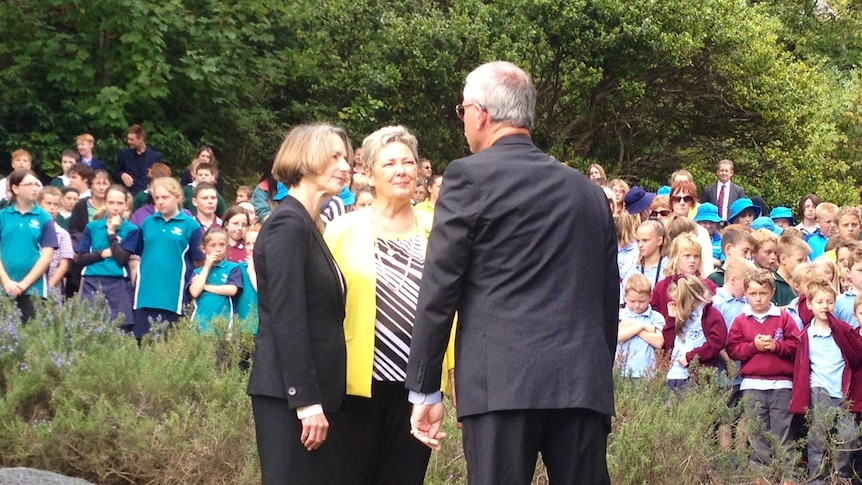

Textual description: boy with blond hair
[774,234,811,306]
[752,229,779,270]
[616,273,665,378]
[834,244,862,329]
[806,202,839,259]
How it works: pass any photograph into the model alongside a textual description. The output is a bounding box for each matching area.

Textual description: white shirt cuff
[296,404,324,420]
[408,390,442,405]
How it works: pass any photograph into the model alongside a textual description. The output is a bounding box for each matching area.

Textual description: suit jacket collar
[489,134,534,149]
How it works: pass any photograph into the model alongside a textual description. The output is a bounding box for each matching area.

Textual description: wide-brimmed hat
[751,216,783,235]
[769,206,796,226]
[728,198,762,222]
[624,186,655,215]
[693,203,722,223]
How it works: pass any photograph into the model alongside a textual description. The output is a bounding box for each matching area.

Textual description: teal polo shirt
[134,211,204,314]
[76,218,141,279]
[235,261,259,334]
[0,204,59,297]
[191,260,242,334]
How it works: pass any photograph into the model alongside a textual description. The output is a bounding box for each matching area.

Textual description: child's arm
[686,305,728,364]
[726,315,759,361]
[17,247,54,293]
[203,283,239,297]
[617,320,643,343]
[48,258,69,288]
[246,257,258,291]
[188,258,213,298]
[638,324,664,349]
[770,315,800,357]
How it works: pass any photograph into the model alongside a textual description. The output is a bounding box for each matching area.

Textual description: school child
[622,219,668,292]
[728,198,761,228]
[235,224,260,334]
[235,185,253,204]
[182,163,227,217]
[790,279,862,485]
[75,185,141,329]
[222,206,250,263]
[770,206,796,230]
[69,168,111,239]
[238,201,258,226]
[192,183,222,232]
[0,170,59,321]
[0,149,34,204]
[57,186,79,231]
[693,202,723,267]
[188,227,242,334]
[133,177,205,339]
[786,263,823,330]
[67,163,94,200]
[835,205,862,243]
[774,233,811,306]
[707,227,756,286]
[616,212,638,302]
[665,274,728,389]
[37,187,74,297]
[812,256,842,297]
[833,245,862,328]
[616,274,665,378]
[712,258,756,370]
[806,203,839,259]
[727,268,799,474]
[50,149,80,188]
[651,234,719,350]
[752,228,779,270]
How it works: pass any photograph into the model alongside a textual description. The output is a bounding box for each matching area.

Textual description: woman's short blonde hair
[272,124,352,187]
[361,126,419,175]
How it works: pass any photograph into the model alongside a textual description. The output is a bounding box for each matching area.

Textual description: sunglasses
[671,195,694,204]
[650,210,671,218]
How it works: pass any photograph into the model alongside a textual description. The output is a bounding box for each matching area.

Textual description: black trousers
[461,408,612,485]
[338,381,431,485]
[251,395,346,485]
[15,295,36,323]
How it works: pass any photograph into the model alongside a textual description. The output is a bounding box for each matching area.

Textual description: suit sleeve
[602,206,620,359]
[405,160,481,394]
[260,209,323,408]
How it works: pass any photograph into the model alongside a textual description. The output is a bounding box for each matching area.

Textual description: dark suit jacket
[701,181,745,218]
[405,135,619,419]
[247,196,347,412]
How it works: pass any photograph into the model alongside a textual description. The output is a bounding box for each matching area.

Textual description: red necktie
[718,184,726,219]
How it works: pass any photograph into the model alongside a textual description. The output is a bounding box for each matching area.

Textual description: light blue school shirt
[808,324,845,399]
[191,260,243,334]
[134,211,204,314]
[235,261,259,334]
[785,296,804,331]
[616,305,665,378]
[0,204,59,297]
[712,287,747,333]
[668,304,706,380]
[805,230,828,260]
[76,219,141,279]
[834,290,860,329]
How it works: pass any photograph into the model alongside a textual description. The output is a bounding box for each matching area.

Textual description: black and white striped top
[372,234,425,382]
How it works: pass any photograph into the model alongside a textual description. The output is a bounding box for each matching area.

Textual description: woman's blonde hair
[668,274,710,336]
[664,233,703,277]
[272,124,352,187]
[812,256,842,296]
[361,125,419,175]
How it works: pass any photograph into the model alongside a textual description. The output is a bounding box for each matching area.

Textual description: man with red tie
[701,159,746,221]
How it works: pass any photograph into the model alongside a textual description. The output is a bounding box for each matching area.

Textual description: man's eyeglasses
[455,102,487,121]
[650,210,671,218]
[671,195,694,204]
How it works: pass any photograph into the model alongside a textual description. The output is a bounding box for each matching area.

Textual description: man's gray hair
[462,61,536,130]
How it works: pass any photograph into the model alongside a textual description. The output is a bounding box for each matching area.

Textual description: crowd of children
[613,176,862,483]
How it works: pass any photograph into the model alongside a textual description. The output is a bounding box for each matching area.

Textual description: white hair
[462,61,536,129]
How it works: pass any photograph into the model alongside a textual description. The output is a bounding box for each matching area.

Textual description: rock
[0,468,95,485]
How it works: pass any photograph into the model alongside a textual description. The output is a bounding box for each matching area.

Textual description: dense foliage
[1,0,861,204]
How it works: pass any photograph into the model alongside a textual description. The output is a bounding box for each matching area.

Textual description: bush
[0,298,852,484]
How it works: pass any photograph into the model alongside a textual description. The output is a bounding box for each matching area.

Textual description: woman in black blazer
[247,124,352,485]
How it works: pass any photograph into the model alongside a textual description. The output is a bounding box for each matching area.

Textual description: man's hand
[300,413,329,451]
[410,402,447,451]
[120,173,133,188]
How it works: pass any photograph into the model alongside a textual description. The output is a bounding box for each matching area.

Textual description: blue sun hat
[751,216,783,235]
[693,203,722,223]
[656,185,672,196]
[624,186,655,215]
[728,198,762,223]
[769,206,796,226]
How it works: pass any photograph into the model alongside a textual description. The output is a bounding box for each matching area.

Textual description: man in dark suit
[405,61,618,485]
[700,159,745,221]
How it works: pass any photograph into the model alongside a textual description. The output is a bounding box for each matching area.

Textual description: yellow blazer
[324,206,455,398]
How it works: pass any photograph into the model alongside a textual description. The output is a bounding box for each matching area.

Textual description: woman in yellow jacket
[325,125,454,485]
